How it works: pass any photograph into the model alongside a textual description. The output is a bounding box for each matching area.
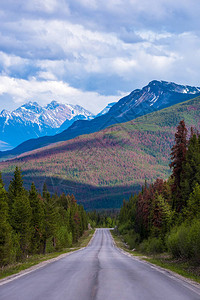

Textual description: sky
[0,0,200,114]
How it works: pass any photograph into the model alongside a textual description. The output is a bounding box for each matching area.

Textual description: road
[0,228,200,300]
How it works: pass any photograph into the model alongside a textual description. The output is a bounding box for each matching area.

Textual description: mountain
[95,102,117,117]
[0,96,200,209]
[0,101,93,150]
[0,80,199,160]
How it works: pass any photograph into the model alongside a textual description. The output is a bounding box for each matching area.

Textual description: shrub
[139,237,165,254]
[138,239,149,253]
[123,232,140,249]
[138,237,164,254]
[167,219,200,262]
[147,237,164,254]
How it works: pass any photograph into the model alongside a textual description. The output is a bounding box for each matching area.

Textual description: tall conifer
[29,183,45,253]
[9,167,32,257]
[170,120,187,211]
[0,180,14,266]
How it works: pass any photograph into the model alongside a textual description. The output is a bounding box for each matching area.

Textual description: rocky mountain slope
[0,101,93,150]
[0,96,200,209]
[1,80,199,159]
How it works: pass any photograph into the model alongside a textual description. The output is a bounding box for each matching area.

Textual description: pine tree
[170,120,188,212]
[9,167,32,257]
[42,184,59,253]
[181,132,200,205]
[0,181,14,266]
[184,183,200,219]
[0,172,4,186]
[8,166,26,211]
[29,183,45,254]
[42,182,49,199]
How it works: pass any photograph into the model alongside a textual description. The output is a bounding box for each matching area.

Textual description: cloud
[0,75,122,114]
[0,0,200,114]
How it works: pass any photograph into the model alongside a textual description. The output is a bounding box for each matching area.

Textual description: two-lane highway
[0,229,200,300]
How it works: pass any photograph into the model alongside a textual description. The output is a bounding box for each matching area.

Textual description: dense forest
[118,120,200,262]
[0,168,88,267]
[1,97,200,210]
[88,210,117,228]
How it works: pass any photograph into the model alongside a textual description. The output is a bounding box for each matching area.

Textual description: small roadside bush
[123,232,140,249]
[138,237,164,255]
[167,218,200,262]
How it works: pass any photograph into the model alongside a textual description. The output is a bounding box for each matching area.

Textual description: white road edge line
[109,230,200,297]
[0,229,97,287]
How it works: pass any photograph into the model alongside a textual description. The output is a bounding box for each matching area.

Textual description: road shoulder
[110,230,200,292]
[0,229,95,285]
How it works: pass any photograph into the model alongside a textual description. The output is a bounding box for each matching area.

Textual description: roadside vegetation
[0,169,88,275]
[116,120,200,282]
[88,210,118,228]
[111,231,200,283]
[0,229,94,279]
[1,98,200,209]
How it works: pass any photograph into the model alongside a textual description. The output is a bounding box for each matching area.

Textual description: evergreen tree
[42,182,49,199]
[11,194,32,257]
[29,183,45,254]
[0,181,14,266]
[9,167,32,257]
[184,183,200,219]
[150,194,172,238]
[170,120,187,212]
[0,172,4,186]
[181,132,200,205]
[8,166,26,211]
[42,184,59,253]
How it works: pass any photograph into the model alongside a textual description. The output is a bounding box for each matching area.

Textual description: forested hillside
[118,120,200,262]
[0,97,200,209]
[0,167,87,267]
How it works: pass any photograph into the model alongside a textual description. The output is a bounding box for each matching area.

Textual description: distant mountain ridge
[95,102,117,117]
[1,96,200,209]
[0,101,93,150]
[0,80,200,159]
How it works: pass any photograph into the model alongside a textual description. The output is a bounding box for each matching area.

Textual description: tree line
[118,120,200,261]
[88,210,117,228]
[0,168,88,267]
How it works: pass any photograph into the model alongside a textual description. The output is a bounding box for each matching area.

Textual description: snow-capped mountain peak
[0,100,93,150]
[46,100,60,110]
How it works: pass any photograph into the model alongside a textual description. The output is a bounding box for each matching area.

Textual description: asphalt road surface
[0,228,200,300]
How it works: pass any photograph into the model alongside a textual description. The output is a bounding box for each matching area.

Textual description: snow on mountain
[108,80,200,120]
[0,101,93,149]
[1,80,200,155]
[95,102,117,117]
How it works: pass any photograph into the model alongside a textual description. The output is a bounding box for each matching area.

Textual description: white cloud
[0,76,121,113]
[0,0,200,114]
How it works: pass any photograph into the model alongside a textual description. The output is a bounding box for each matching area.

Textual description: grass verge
[111,231,200,284]
[0,229,95,280]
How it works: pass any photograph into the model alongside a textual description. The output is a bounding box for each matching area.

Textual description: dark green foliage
[88,210,117,228]
[8,166,26,211]
[11,194,32,257]
[167,219,200,262]
[118,121,200,261]
[139,237,164,255]
[0,169,88,266]
[1,97,200,210]
[0,180,14,266]
[181,132,200,204]
[29,183,45,254]
[170,120,187,212]
[8,167,32,257]
[184,183,200,219]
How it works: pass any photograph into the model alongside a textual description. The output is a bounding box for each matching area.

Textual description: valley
[0,96,200,209]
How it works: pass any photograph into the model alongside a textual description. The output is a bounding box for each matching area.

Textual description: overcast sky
[0,0,200,114]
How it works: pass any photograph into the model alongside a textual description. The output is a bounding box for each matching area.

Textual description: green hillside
[0,96,200,209]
